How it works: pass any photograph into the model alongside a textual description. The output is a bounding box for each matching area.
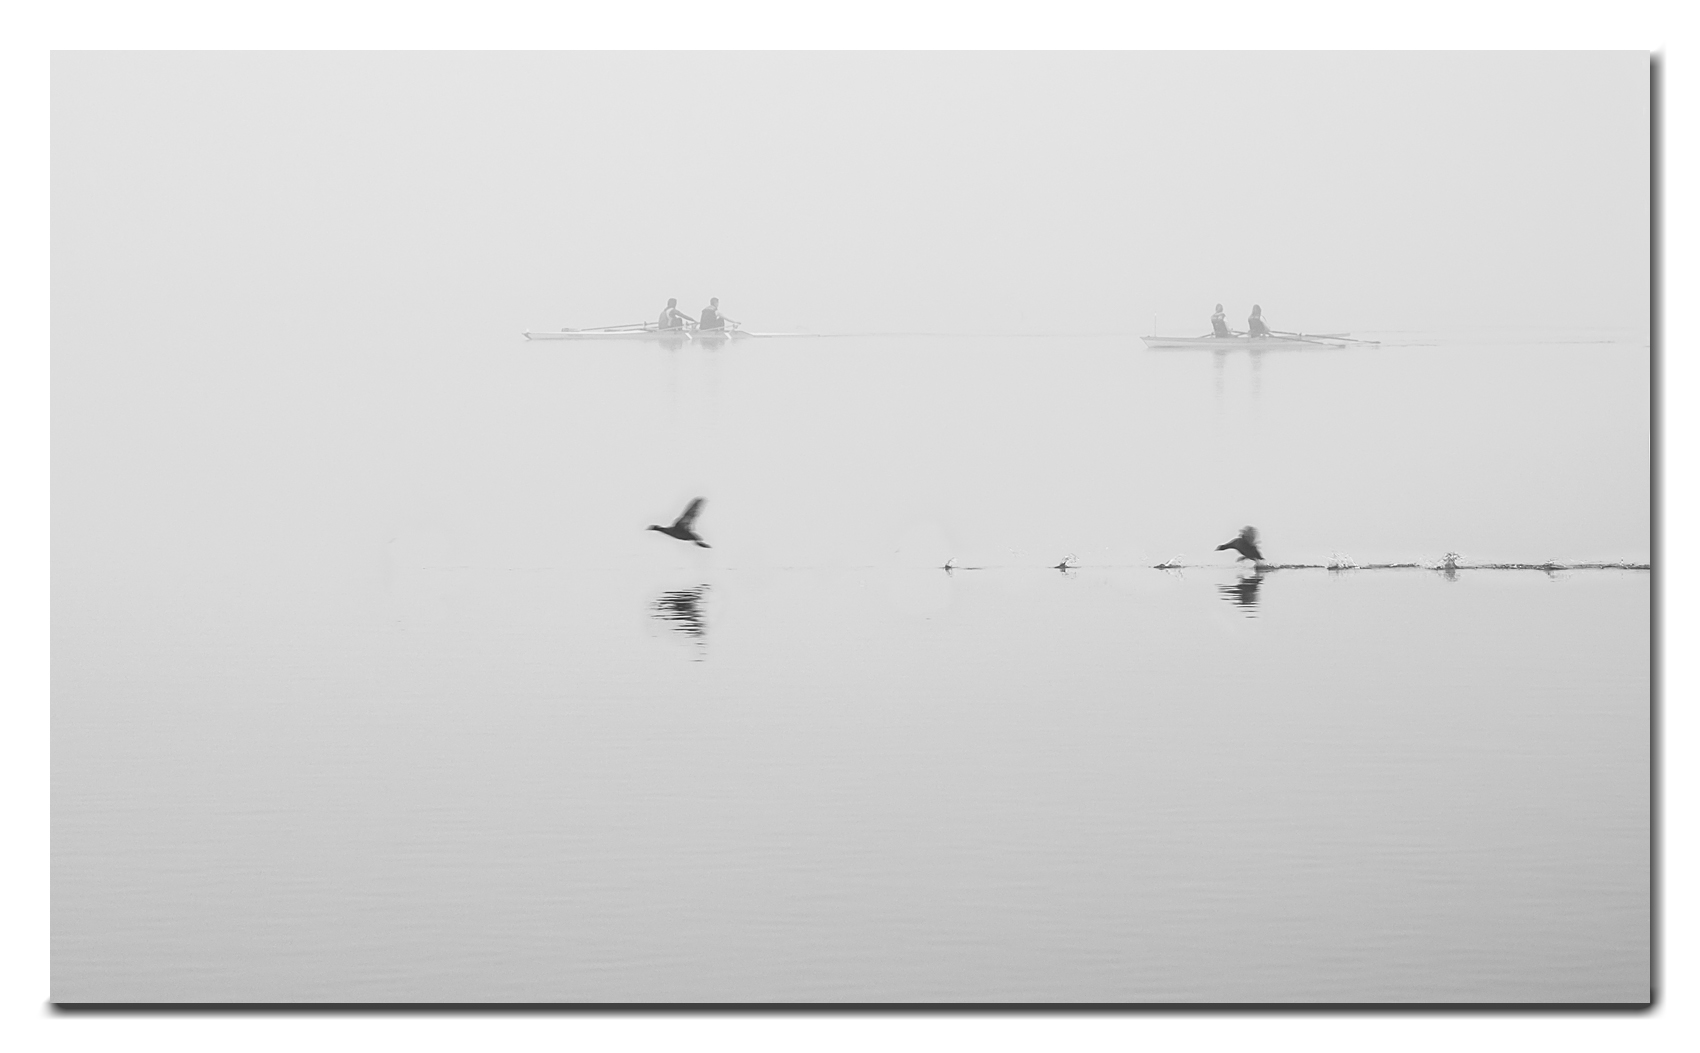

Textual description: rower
[699,297,725,331]
[1247,304,1272,338]
[658,298,692,331]
[1211,303,1233,338]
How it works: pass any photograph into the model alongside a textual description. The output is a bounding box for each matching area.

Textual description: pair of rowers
[1210,304,1274,338]
[658,298,737,332]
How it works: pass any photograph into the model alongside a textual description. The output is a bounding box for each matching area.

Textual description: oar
[1236,328,1335,347]
[1264,329,1351,346]
[689,316,742,336]
[1271,328,1378,345]
[570,322,651,333]
[1299,333,1379,345]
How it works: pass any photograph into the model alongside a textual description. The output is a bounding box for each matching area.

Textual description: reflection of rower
[1211,303,1233,338]
[1247,304,1272,338]
[698,297,737,332]
[658,298,693,331]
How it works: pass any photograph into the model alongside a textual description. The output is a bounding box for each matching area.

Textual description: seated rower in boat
[1247,304,1273,338]
[698,297,731,331]
[658,298,693,331]
[1211,303,1233,338]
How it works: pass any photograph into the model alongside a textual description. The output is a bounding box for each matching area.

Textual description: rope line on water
[1147,560,1648,571]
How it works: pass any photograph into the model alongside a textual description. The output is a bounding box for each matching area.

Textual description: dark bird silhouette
[648,498,710,548]
[652,584,709,639]
[1219,572,1263,613]
[1215,525,1264,564]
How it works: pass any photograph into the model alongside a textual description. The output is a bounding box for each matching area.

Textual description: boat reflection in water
[651,584,710,655]
[1218,572,1263,615]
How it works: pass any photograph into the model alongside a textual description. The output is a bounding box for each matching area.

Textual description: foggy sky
[52,51,1651,595]
[54,52,1648,339]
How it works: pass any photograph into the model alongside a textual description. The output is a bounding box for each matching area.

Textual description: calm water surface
[53,332,1650,1002]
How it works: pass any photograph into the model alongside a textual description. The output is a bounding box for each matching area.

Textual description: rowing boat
[523,326,757,342]
[1141,334,1367,350]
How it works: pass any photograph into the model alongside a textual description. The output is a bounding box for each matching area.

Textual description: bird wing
[1240,526,1260,545]
[673,497,705,531]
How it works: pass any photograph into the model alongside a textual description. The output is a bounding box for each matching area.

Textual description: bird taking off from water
[648,498,710,548]
[1216,526,1264,564]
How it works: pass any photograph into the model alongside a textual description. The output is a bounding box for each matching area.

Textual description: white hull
[523,327,755,342]
[1141,334,1356,350]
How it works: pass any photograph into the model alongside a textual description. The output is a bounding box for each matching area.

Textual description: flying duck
[1215,525,1264,564]
[648,498,710,548]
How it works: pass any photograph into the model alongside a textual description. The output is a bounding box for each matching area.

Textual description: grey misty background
[52,52,1650,1003]
[54,52,1647,337]
[53,51,1649,586]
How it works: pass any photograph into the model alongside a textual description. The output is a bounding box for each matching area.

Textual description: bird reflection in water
[1219,572,1263,615]
[652,584,710,654]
